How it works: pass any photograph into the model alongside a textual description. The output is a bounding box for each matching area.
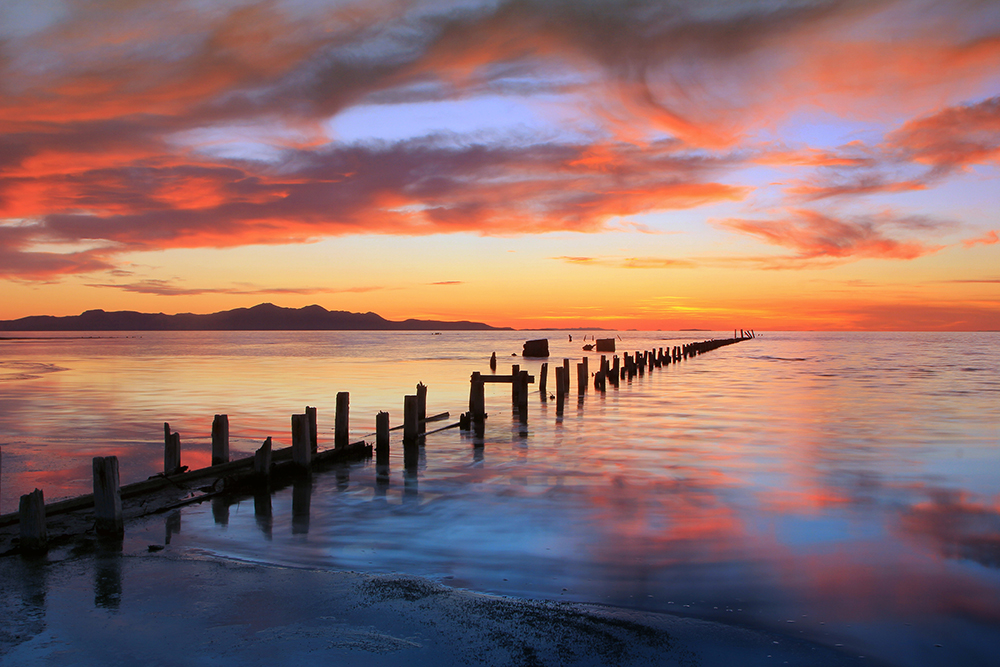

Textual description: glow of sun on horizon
[0,0,998,330]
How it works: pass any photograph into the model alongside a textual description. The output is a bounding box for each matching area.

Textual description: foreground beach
[2,537,885,667]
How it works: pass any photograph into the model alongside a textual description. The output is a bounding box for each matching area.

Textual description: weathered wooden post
[562,358,570,393]
[254,437,272,478]
[163,422,181,474]
[582,356,589,378]
[611,356,620,387]
[555,367,565,414]
[335,392,350,449]
[403,395,418,444]
[469,373,486,435]
[211,414,229,466]
[539,363,548,395]
[511,364,520,405]
[19,488,47,553]
[376,411,390,466]
[92,456,123,537]
[416,383,427,434]
[517,370,529,419]
[306,406,318,452]
[577,362,587,394]
[291,413,311,468]
[490,351,497,371]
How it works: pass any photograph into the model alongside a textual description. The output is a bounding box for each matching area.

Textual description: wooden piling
[577,362,587,394]
[416,383,427,434]
[562,358,570,393]
[211,414,229,466]
[291,413,311,468]
[469,372,486,424]
[376,411,390,466]
[555,367,565,414]
[539,363,548,395]
[19,489,47,553]
[306,406,318,452]
[254,437,272,478]
[511,364,520,405]
[335,392,350,449]
[517,370,529,417]
[163,423,181,474]
[403,395,418,444]
[92,456,123,537]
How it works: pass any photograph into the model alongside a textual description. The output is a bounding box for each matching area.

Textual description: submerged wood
[522,339,549,357]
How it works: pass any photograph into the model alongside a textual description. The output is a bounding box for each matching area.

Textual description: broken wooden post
[577,362,587,394]
[469,372,486,425]
[211,414,229,466]
[291,413,311,468]
[490,351,497,371]
[403,395,418,444]
[539,363,548,395]
[163,422,181,474]
[335,392,350,449]
[511,364,520,405]
[416,383,427,434]
[517,370,529,417]
[555,367,565,414]
[92,456,123,537]
[254,437,272,478]
[376,411,390,466]
[19,488,47,553]
[306,406,318,452]
[562,358,570,393]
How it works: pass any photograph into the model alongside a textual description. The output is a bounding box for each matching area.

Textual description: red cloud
[962,230,1000,248]
[887,96,1000,170]
[714,209,947,265]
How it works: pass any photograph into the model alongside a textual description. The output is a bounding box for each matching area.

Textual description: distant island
[0,303,510,332]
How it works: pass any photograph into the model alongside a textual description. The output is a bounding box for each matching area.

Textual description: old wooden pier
[1,332,752,556]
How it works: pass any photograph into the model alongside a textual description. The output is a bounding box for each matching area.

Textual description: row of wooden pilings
[11,384,443,555]
[461,335,749,432]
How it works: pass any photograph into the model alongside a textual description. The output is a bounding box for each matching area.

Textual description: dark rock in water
[582,344,594,351]
[595,338,616,352]
[523,339,549,357]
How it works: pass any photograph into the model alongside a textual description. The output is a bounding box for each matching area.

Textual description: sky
[1,0,998,330]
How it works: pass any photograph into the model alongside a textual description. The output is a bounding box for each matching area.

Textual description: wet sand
[1,539,884,667]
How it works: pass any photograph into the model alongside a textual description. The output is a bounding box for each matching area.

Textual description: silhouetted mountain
[0,303,509,331]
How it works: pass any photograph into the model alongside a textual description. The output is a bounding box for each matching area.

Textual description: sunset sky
[1,0,998,330]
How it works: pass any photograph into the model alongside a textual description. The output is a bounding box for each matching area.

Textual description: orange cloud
[714,209,948,266]
[963,230,1000,248]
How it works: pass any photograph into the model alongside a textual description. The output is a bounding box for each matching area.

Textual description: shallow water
[2,330,999,665]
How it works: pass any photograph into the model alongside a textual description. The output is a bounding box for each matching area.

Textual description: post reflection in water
[211,495,230,527]
[374,462,390,500]
[291,475,311,535]
[164,510,181,545]
[93,539,123,611]
[253,488,272,540]
[403,443,419,502]
[3,557,48,647]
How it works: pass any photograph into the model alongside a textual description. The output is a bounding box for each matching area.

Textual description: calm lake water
[2,330,999,665]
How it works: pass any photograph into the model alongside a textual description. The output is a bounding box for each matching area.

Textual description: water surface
[2,330,998,666]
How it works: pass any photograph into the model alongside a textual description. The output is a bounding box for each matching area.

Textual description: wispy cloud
[83,279,383,296]
[714,209,950,267]
[552,255,696,269]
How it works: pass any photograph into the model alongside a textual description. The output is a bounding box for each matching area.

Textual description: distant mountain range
[0,303,509,332]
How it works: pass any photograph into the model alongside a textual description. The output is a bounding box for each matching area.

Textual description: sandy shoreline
[1,537,885,667]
